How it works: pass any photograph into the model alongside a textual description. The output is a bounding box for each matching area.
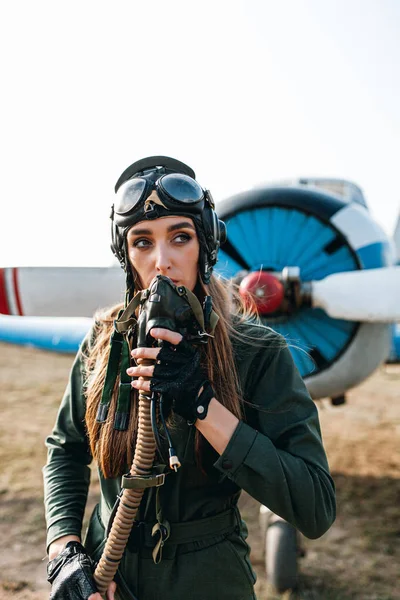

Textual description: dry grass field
[0,342,399,600]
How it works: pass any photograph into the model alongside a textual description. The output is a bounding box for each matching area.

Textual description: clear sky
[0,0,399,267]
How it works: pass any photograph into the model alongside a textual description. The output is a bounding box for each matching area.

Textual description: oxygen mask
[136,274,217,348]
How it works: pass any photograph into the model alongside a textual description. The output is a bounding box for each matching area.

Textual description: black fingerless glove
[47,541,98,600]
[150,339,215,424]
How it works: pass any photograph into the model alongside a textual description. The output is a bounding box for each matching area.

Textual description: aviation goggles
[114,173,215,223]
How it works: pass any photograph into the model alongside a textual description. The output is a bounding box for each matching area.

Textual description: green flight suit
[43,321,336,600]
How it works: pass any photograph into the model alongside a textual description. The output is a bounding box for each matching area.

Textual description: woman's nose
[155,245,172,274]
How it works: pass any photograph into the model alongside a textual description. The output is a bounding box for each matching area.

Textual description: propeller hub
[239,271,285,314]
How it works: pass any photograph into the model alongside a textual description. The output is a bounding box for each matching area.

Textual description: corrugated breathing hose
[94,357,156,595]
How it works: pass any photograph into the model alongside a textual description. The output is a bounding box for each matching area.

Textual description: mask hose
[94,372,157,594]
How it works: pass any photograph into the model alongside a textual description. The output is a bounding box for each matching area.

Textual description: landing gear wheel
[265,520,298,593]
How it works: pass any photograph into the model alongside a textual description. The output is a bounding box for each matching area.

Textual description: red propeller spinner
[239,271,285,314]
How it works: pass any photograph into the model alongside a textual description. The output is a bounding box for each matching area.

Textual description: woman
[43,156,335,600]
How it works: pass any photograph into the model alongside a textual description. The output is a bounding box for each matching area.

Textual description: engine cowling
[215,184,393,399]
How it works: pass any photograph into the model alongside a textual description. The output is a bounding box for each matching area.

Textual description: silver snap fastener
[197,405,205,414]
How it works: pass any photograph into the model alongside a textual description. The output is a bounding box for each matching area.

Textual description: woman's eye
[133,238,151,248]
[174,233,191,244]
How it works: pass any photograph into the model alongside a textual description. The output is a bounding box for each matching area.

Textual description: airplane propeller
[309,266,400,322]
[238,266,400,323]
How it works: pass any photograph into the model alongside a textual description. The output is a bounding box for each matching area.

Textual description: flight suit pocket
[225,533,257,588]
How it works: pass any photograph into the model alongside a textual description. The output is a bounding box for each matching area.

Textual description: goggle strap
[205,189,215,209]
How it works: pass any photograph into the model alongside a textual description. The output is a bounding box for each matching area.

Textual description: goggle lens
[115,178,147,215]
[160,173,204,204]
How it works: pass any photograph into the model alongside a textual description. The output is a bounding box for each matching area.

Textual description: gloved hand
[149,339,215,423]
[47,541,98,600]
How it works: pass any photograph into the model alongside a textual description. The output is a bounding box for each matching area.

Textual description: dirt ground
[0,342,399,600]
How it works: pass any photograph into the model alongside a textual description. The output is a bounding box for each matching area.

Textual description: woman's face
[126,216,200,291]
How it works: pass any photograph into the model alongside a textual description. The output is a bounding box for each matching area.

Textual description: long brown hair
[84,269,261,479]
